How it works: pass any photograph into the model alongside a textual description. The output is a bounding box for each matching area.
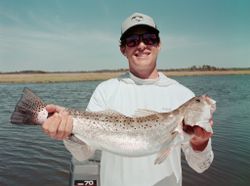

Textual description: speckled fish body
[70,108,183,157]
[11,88,216,164]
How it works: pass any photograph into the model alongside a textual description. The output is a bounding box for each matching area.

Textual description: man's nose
[137,40,147,49]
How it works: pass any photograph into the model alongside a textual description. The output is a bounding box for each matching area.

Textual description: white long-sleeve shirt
[64,72,214,186]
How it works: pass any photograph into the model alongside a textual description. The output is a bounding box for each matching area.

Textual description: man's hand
[183,122,213,151]
[42,104,73,140]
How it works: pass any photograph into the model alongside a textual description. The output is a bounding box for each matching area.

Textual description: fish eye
[195,98,201,103]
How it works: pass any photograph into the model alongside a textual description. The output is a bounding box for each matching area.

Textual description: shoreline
[0,70,250,84]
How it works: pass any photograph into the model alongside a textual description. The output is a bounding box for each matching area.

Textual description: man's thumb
[46,104,64,113]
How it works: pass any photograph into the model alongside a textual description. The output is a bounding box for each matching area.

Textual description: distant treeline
[1,65,249,74]
[160,65,250,71]
[0,69,127,74]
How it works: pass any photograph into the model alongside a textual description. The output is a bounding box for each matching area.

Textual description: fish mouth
[182,120,195,134]
[204,95,216,113]
[182,117,213,134]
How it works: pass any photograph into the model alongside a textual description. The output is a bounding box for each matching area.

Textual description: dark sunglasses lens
[125,35,140,47]
[124,33,159,47]
[142,34,159,45]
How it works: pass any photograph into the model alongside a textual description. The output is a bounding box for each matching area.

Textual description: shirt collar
[119,72,178,87]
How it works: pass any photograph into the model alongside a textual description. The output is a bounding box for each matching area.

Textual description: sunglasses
[122,33,160,47]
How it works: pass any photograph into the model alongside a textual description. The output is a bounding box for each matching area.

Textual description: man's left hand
[183,122,213,151]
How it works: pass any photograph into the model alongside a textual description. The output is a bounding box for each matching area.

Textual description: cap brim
[120,25,159,40]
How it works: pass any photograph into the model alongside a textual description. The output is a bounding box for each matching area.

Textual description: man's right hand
[42,104,73,140]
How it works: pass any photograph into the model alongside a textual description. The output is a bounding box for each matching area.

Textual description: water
[0,75,250,186]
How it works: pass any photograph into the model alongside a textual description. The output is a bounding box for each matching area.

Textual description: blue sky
[0,0,249,72]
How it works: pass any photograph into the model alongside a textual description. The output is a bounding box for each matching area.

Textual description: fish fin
[155,148,172,164]
[68,135,87,145]
[133,109,159,117]
[64,136,96,162]
[97,109,124,117]
[155,131,179,164]
[10,88,47,125]
[11,111,36,125]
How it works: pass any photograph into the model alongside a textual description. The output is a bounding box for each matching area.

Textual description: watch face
[74,180,97,186]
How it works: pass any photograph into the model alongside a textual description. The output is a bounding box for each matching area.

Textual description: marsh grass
[1,70,250,84]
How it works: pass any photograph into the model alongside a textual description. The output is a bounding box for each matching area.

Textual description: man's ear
[120,46,126,56]
[157,41,161,50]
[156,41,161,53]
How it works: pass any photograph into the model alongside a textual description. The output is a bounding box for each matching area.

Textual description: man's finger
[46,104,65,113]
[46,113,61,138]
[56,112,68,140]
[63,115,73,139]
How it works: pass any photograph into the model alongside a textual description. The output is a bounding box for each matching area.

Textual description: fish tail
[10,88,48,125]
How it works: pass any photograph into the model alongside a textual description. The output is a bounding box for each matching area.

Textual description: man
[42,12,213,186]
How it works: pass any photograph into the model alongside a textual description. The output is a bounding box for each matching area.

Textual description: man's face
[120,27,161,77]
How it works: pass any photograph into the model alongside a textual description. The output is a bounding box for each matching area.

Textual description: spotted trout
[10,88,216,164]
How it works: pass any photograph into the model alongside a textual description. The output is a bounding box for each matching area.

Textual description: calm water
[0,75,250,186]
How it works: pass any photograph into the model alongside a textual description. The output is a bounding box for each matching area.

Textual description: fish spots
[70,109,164,132]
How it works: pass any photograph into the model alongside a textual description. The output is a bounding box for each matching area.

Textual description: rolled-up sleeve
[181,139,214,173]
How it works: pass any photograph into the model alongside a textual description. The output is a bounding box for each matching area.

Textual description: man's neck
[130,68,159,79]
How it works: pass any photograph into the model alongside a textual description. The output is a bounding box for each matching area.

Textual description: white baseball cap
[121,12,159,38]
